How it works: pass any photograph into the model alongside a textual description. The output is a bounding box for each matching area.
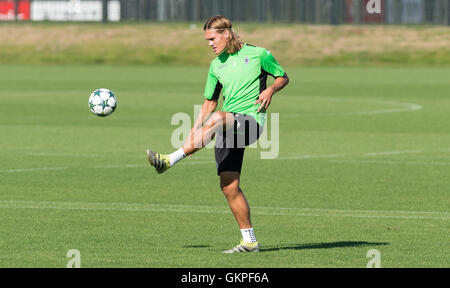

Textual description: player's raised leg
[182,111,234,155]
[147,111,234,174]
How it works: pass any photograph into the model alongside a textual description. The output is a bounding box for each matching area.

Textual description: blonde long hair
[203,15,243,54]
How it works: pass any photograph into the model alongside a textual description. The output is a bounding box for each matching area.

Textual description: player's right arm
[189,62,221,136]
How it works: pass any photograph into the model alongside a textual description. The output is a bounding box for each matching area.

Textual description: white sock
[241,227,257,243]
[169,148,186,166]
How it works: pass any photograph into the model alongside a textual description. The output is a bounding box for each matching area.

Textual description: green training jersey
[204,43,286,126]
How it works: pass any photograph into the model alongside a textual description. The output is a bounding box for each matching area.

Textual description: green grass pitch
[0,65,449,267]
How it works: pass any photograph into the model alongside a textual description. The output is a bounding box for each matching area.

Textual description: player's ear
[223,29,230,40]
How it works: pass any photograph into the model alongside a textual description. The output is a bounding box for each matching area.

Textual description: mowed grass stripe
[329,160,450,166]
[0,200,448,220]
[3,147,450,173]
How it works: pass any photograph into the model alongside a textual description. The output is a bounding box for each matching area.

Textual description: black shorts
[215,113,262,175]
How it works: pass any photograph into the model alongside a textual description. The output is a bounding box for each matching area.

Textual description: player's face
[204,29,229,55]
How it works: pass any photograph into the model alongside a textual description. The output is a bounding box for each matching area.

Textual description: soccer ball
[89,88,117,117]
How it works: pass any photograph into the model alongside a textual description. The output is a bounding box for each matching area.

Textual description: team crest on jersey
[244,57,249,64]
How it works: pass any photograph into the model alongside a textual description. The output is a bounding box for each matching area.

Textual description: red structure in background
[345,0,385,24]
[0,0,30,21]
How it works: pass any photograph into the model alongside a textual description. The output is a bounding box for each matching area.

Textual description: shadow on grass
[182,241,389,251]
[260,241,389,252]
[183,245,212,248]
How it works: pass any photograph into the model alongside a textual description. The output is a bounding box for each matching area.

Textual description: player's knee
[208,111,233,130]
[221,182,240,199]
[204,112,222,130]
[220,171,241,196]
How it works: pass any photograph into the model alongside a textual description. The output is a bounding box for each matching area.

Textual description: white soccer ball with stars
[89,88,117,117]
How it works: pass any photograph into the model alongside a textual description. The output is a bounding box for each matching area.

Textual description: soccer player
[147,15,289,253]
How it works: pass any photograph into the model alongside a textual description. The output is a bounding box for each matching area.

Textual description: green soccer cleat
[222,240,260,253]
[146,149,171,174]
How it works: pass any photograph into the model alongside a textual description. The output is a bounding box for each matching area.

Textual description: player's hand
[255,87,274,113]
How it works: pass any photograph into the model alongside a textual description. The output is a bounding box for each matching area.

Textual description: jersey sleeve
[260,49,285,78]
[204,63,222,100]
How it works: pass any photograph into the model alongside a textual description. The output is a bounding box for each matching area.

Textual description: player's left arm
[255,49,289,113]
[255,73,289,113]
